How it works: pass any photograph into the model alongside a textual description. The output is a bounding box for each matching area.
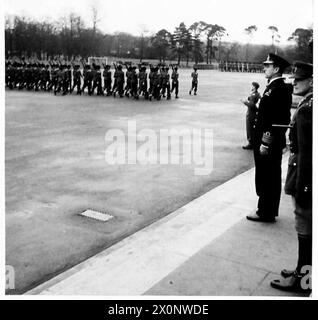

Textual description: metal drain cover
[79,209,114,222]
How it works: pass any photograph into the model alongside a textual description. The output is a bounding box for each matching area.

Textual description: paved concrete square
[6,70,273,293]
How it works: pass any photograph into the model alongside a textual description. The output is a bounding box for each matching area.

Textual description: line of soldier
[219,61,264,73]
[5,59,180,100]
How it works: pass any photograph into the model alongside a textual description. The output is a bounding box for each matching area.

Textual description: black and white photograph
[2,0,315,301]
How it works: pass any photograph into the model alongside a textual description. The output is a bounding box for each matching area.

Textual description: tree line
[5,15,313,65]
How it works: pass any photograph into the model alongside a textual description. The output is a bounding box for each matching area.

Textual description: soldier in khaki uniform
[71,64,82,95]
[171,66,179,99]
[113,64,124,98]
[102,64,112,96]
[271,62,313,293]
[138,66,148,99]
[189,67,198,95]
[240,82,261,149]
[161,66,171,100]
[82,64,93,95]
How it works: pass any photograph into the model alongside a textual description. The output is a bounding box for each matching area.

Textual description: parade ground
[6,69,277,294]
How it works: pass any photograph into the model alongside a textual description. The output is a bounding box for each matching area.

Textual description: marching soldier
[189,67,198,95]
[271,61,313,293]
[39,64,46,91]
[92,64,103,95]
[44,64,51,91]
[61,64,70,95]
[54,64,64,95]
[61,63,68,94]
[247,53,292,223]
[112,64,124,98]
[90,63,97,95]
[171,66,179,99]
[66,64,72,93]
[148,65,154,99]
[124,66,132,97]
[25,63,33,90]
[149,66,160,101]
[49,63,59,93]
[158,66,165,96]
[33,63,41,91]
[5,61,10,88]
[130,66,139,99]
[82,64,92,95]
[9,62,17,89]
[71,64,82,95]
[161,66,171,99]
[16,62,24,90]
[102,64,112,96]
[138,66,148,99]
[112,64,118,96]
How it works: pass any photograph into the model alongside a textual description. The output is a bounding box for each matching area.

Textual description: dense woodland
[5,15,313,65]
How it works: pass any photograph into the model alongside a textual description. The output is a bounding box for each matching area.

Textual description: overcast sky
[4,0,314,45]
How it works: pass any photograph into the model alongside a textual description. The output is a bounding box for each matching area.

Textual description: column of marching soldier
[5,60,181,101]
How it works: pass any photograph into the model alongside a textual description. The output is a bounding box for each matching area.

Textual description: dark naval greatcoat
[253,77,292,219]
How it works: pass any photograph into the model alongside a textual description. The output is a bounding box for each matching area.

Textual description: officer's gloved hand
[295,188,311,209]
[259,144,269,155]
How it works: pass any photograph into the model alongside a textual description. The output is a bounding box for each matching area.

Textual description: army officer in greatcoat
[270,62,313,293]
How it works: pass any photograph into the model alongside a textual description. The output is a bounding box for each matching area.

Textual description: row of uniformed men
[5,61,181,100]
[219,61,264,73]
